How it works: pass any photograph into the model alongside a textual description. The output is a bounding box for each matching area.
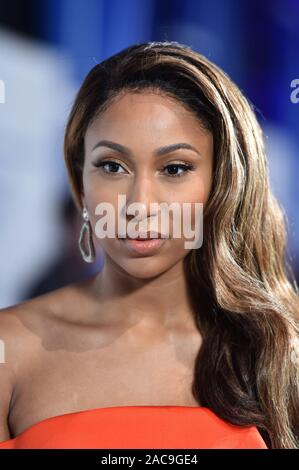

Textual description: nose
[125,173,159,223]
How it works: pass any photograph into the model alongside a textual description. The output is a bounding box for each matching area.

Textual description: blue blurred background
[0,0,298,307]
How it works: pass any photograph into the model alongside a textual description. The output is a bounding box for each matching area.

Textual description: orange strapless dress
[0,406,268,449]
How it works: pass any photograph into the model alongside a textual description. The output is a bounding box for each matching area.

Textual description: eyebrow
[91,139,201,157]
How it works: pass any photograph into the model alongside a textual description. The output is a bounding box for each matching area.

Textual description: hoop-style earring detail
[78,207,96,263]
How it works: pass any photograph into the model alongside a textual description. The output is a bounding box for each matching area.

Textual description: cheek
[190,168,213,205]
[165,177,211,215]
[82,177,119,228]
[163,182,208,245]
[165,165,213,206]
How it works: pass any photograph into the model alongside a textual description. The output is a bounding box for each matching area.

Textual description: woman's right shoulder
[0,282,77,348]
[0,297,44,441]
[0,278,89,367]
[0,290,63,380]
[0,289,63,339]
[0,286,73,441]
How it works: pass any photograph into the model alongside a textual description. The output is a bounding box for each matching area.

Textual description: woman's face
[82,91,213,278]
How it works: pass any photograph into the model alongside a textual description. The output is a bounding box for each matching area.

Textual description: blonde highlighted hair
[64,41,299,448]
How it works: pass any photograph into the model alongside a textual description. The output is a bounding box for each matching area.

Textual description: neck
[89,255,197,333]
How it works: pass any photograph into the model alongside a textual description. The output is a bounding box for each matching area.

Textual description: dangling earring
[78,206,96,263]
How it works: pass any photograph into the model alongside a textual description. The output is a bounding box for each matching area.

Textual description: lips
[123,231,168,240]
[121,237,166,255]
[117,229,169,255]
[129,237,153,240]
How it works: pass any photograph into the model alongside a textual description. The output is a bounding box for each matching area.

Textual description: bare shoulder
[0,285,70,343]
[0,280,86,441]
[0,274,94,332]
[0,298,43,441]
[0,277,90,354]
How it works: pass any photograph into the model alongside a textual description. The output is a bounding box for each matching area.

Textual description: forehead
[84,91,211,155]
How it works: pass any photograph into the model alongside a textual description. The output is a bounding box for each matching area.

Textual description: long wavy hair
[63,41,299,449]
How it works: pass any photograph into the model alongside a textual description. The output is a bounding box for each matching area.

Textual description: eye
[161,163,194,178]
[93,160,127,175]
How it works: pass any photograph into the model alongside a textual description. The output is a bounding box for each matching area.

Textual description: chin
[119,258,170,279]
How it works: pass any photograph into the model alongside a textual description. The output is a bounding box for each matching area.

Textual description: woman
[0,41,298,449]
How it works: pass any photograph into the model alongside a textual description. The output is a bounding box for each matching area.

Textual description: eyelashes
[92,159,195,178]
[162,162,195,178]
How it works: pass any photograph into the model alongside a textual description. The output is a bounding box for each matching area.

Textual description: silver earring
[78,207,95,263]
